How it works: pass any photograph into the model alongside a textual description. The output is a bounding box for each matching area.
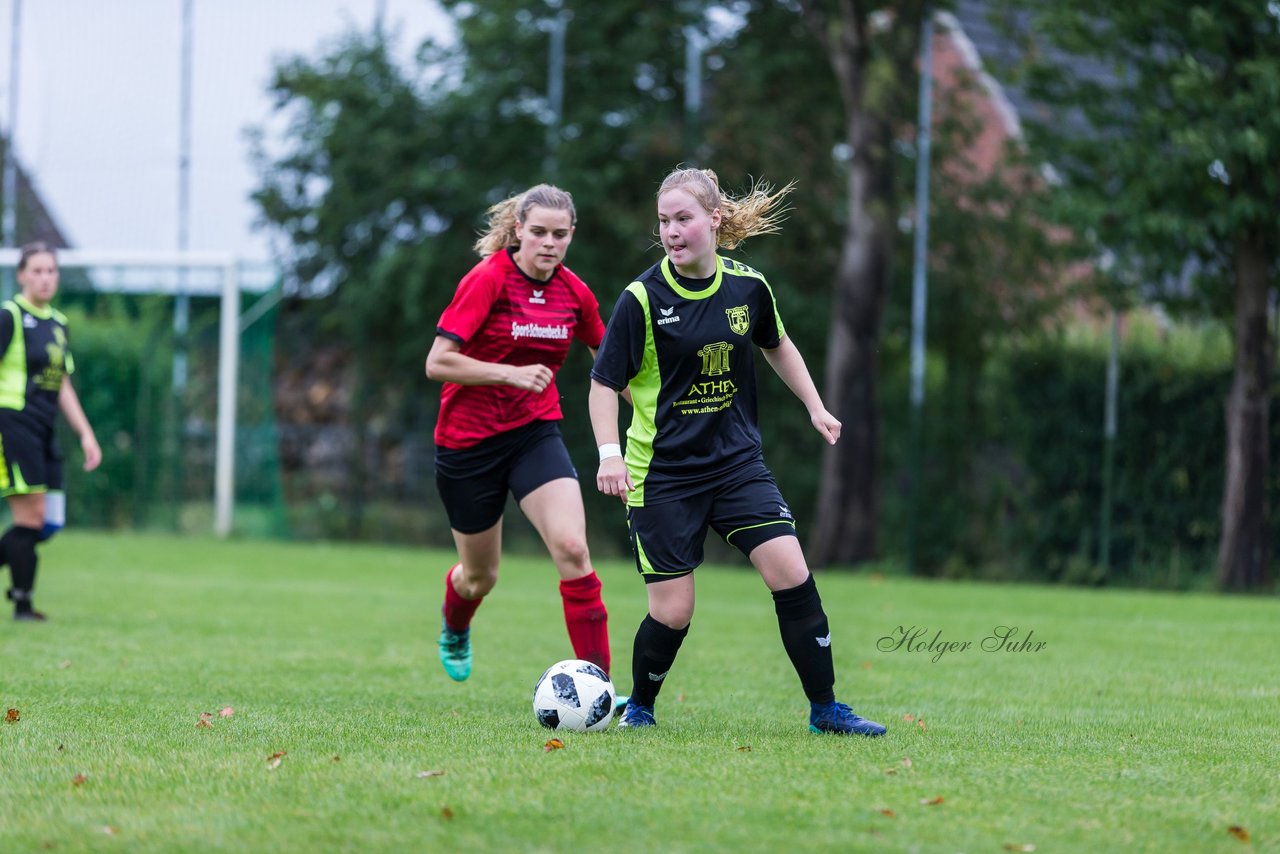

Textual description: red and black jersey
[434,249,605,449]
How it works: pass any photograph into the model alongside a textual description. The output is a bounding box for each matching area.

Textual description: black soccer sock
[773,574,836,704]
[3,526,41,614]
[629,614,689,708]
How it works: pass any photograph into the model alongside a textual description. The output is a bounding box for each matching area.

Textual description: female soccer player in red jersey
[426,184,615,685]
[589,168,884,736]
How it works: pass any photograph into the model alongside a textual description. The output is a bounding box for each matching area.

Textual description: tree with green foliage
[251,0,1083,574]
[251,3,707,537]
[789,0,937,567]
[996,0,1280,590]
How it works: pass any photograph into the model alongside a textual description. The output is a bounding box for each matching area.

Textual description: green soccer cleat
[437,622,472,682]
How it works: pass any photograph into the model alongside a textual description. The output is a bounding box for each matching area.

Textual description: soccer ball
[532,659,616,732]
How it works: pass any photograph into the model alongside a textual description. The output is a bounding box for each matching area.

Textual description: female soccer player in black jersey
[589,168,885,736]
[1,243,101,621]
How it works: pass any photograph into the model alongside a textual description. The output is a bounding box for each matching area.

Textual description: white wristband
[598,443,622,462]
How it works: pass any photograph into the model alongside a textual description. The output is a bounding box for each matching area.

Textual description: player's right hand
[596,457,633,504]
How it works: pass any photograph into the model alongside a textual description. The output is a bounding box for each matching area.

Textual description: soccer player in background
[1,242,102,621]
[425,184,616,684]
[589,167,886,736]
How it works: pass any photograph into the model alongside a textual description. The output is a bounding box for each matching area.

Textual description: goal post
[0,247,273,538]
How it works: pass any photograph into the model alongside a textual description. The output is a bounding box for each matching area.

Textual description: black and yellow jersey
[591,254,785,506]
[0,296,75,427]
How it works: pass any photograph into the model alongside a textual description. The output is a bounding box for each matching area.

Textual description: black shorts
[626,460,796,583]
[0,408,63,497]
[434,420,578,534]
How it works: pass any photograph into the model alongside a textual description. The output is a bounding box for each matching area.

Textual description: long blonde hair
[473,184,577,256]
[657,168,794,250]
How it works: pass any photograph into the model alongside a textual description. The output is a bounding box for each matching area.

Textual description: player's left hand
[81,433,102,472]
[810,408,841,445]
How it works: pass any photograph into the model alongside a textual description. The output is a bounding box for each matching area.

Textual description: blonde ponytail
[657,167,794,250]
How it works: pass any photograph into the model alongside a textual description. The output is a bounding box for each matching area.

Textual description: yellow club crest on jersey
[725,305,750,335]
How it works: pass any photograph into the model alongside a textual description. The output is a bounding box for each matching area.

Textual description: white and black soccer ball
[532,659,616,732]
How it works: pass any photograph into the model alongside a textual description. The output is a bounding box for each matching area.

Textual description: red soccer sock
[442,564,483,632]
[560,571,611,675]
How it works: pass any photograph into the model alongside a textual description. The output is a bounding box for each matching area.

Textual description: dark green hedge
[877,321,1269,588]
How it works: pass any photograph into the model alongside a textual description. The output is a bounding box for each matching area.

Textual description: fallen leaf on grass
[879,809,896,818]
[267,751,287,770]
[1228,826,1250,842]
[676,694,686,703]
[901,757,913,768]
[441,807,454,820]
[5,708,19,723]
[416,770,446,778]
[98,826,116,835]
[862,661,873,670]
[917,719,928,732]
[736,746,751,752]
[58,660,72,670]
[331,755,341,762]
[72,774,87,786]
[902,713,913,722]
[920,796,945,806]
[196,719,214,729]
[1003,845,1036,852]
[883,768,897,775]
[543,738,565,752]
[57,744,64,751]
[219,707,234,718]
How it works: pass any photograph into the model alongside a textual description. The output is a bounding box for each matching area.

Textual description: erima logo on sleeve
[657,306,681,326]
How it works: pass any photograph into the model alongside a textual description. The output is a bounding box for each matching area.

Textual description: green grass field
[1,531,1276,852]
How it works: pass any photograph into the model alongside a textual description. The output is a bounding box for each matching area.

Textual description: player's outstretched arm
[761,337,841,446]
[425,335,552,392]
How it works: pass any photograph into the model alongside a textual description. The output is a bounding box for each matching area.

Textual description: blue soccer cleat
[437,622,472,682]
[808,701,886,737]
[617,702,655,728]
